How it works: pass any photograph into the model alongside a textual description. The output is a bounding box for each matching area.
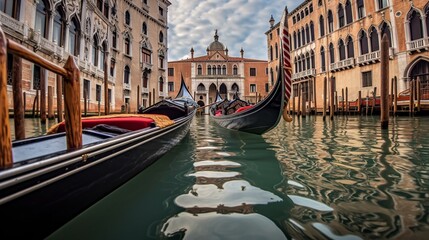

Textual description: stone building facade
[2,0,170,115]
[167,31,269,114]
[267,0,429,112]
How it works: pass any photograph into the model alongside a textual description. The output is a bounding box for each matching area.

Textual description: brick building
[267,0,429,112]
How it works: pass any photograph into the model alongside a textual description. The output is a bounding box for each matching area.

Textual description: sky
[167,0,301,61]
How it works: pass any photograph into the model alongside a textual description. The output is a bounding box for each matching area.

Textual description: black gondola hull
[0,112,194,239]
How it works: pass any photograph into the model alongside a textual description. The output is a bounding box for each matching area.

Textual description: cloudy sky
[167,0,300,61]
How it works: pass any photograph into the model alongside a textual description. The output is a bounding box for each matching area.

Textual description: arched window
[208,65,212,75]
[53,7,65,46]
[142,22,147,35]
[297,56,302,72]
[306,53,310,70]
[112,28,117,49]
[426,6,429,37]
[357,0,365,19]
[297,29,301,48]
[233,65,238,75]
[142,71,148,88]
[305,24,310,44]
[103,0,109,18]
[320,47,326,72]
[293,32,297,49]
[270,46,273,61]
[270,68,274,85]
[329,43,335,64]
[69,17,80,56]
[338,4,345,28]
[110,58,115,77]
[125,10,130,25]
[408,9,423,41]
[328,10,333,33]
[359,30,369,54]
[159,31,164,43]
[198,65,202,75]
[294,57,298,72]
[197,83,205,91]
[310,21,314,41]
[124,35,130,55]
[339,39,346,60]
[301,27,305,45]
[369,26,379,52]
[0,0,20,19]
[345,0,353,24]
[275,43,278,59]
[346,36,354,58]
[301,11,304,19]
[159,77,164,92]
[310,51,315,69]
[222,65,226,75]
[380,22,392,47]
[124,65,130,84]
[35,0,48,38]
[378,0,388,10]
[92,34,99,66]
[231,83,239,93]
[217,65,221,75]
[319,15,325,37]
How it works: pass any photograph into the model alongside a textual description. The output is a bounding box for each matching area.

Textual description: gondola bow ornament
[280,7,293,122]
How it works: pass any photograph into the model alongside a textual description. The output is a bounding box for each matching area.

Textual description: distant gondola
[209,70,285,135]
[0,78,197,239]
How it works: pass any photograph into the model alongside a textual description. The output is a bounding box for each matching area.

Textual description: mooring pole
[12,55,25,140]
[323,76,327,120]
[380,34,389,129]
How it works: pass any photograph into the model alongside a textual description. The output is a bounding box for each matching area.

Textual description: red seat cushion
[56,117,155,133]
[235,105,253,113]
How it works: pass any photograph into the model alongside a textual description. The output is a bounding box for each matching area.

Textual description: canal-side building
[267,0,429,112]
[167,31,269,113]
[3,0,170,114]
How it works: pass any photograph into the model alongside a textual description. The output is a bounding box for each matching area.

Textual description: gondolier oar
[280,7,293,122]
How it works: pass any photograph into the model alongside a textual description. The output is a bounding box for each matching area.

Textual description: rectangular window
[33,64,41,90]
[357,0,365,19]
[159,7,164,16]
[250,84,256,92]
[168,82,174,92]
[265,83,269,92]
[96,84,101,102]
[142,49,151,64]
[362,71,372,87]
[108,89,112,104]
[168,68,174,76]
[250,68,256,76]
[159,57,164,69]
[83,79,90,99]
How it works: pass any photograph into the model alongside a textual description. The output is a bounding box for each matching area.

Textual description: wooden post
[417,76,421,112]
[301,87,306,118]
[12,55,25,140]
[40,68,46,123]
[63,56,82,150]
[358,91,361,114]
[83,88,87,117]
[345,87,348,115]
[152,88,155,104]
[335,91,338,114]
[0,26,12,168]
[409,79,414,116]
[23,92,26,114]
[313,78,316,115]
[98,100,101,116]
[394,76,397,115]
[32,89,39,117]
[137,85,140,111]
[297,82,301,116]
[104,50,109,115]
[390,77,394,114]
[323,77,327,120]
[292,94,296,115]
[341,88,345,115]
[330,76,334,120]
[380,33,389,129]
[365,93,369,116]
[48,86,54,119]
[149,91,152,106]
[56,75,63,122]
[372,87,377,115]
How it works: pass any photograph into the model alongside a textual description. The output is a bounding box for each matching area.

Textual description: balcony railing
[123,83,131,90]
[406,38,429,52]
[330,58,355,71]
[357,51,380,65]
[292,68,316,80]
[142,87,149,94]
[140,62,153,71]
[0,11,25,37]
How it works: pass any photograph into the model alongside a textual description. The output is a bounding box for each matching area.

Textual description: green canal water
[11,115,429,239]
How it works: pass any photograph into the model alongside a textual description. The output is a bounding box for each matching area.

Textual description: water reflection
[9,118,58,140]
[267,116,429,239]
[160,116,289,239]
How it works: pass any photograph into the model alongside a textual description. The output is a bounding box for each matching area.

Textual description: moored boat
[0,28,197,239]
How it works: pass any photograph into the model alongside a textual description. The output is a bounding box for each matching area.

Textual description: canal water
[10,115,429,239]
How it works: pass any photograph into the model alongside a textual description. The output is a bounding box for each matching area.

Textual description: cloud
[168,0,300,61]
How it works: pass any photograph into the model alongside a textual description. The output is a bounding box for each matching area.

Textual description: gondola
[0,79,197,239]
[209,71,285,135]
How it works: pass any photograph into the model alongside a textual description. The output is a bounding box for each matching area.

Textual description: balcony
[140,62,153,72]
[406,38,429,53]
[292,68,316,80]
[123,83,131,90]
[0,11,26,37]
[330,58,355,72]
[159,92,166,97]
[357,51,380,65]
[142,87,150,94]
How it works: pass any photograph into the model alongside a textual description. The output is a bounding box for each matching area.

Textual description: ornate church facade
[167,31,269,113]
[3,0,170,114]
